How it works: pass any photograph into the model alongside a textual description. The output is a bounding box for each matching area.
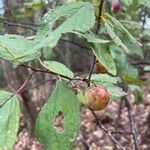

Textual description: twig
[131,61,150,66]
[111,131,132,135]
[91,110,126,150]
[0,71,35,108]
[20,64,73,80]
[60,38,90,50]
[87,56,96,86]
[123,95,140,150]
[114,99,124,142]
[0,17,37,32]
[88,0,105,84]
[95,0,104,34]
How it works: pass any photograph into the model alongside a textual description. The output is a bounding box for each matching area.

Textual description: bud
[111,0,121,14]
[84,85,109,111]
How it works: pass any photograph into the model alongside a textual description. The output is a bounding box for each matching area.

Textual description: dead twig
[91,110,126,150]
[124,95,140,150]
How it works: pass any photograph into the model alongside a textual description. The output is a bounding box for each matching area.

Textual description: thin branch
[123,95,140,150]
[131,61,150,66]
[114,99,124,142]
[20,64,89,84]
[0,71,35,108]
[91,110,125,150]
[87,56,96,86]
[88,0,105,84]
[0,17,37,32]
[20,64,72,80]
[20,77,56,92]
[16,72,36,94]
[111,131,132,135]
[95,0,104,34]
[60,38,90,50]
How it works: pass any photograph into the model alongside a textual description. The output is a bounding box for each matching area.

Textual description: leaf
[78,32,110,44]
[91,74,120,84]
[35,80,80,150]
[118,32,143,57]
[44,61,74,78]
[122,74,144,85]
[105,13,143,57]
[105,84,127,100]
[90,74,126,100]
[0,34,39,64]
[128,85,143,105]
[105,13,141,46]
[92,43,116,75]
[109,44,127,76]
[34,1,95,50]
[0,91,20,149]
[104,20,130,53]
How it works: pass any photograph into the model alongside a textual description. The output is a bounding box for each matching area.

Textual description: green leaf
[0,34,39,64]
[105,13,143,57]
[35,80,80,150]
[44,61,74,78]
[118,32,143,57]
[122,74,144,85]
[104,20,130,53]
[0,91,20,149]
[105,84,126,100]
[90,74,126,100]
[34,1,95,50]
[109,44,127,76]
[91,74,120,84]
[128,85,143,105]
[105,13,141,46]
[78,32,110,44]
[92,43,117,75]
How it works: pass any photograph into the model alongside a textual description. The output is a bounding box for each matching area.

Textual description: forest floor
[14,74,150,150]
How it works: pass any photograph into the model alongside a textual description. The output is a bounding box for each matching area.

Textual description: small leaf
[44,61,74,78]
[91,74,120,84]
[35,81,80,150]
[0,91,20,149]
[92,43,116,75]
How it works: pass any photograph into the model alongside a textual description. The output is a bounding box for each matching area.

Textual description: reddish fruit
[95,60,108,74]
[111,0,121,14]
[84,85,109,111]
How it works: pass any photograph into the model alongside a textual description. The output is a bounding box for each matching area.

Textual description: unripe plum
[84,85,109,111]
